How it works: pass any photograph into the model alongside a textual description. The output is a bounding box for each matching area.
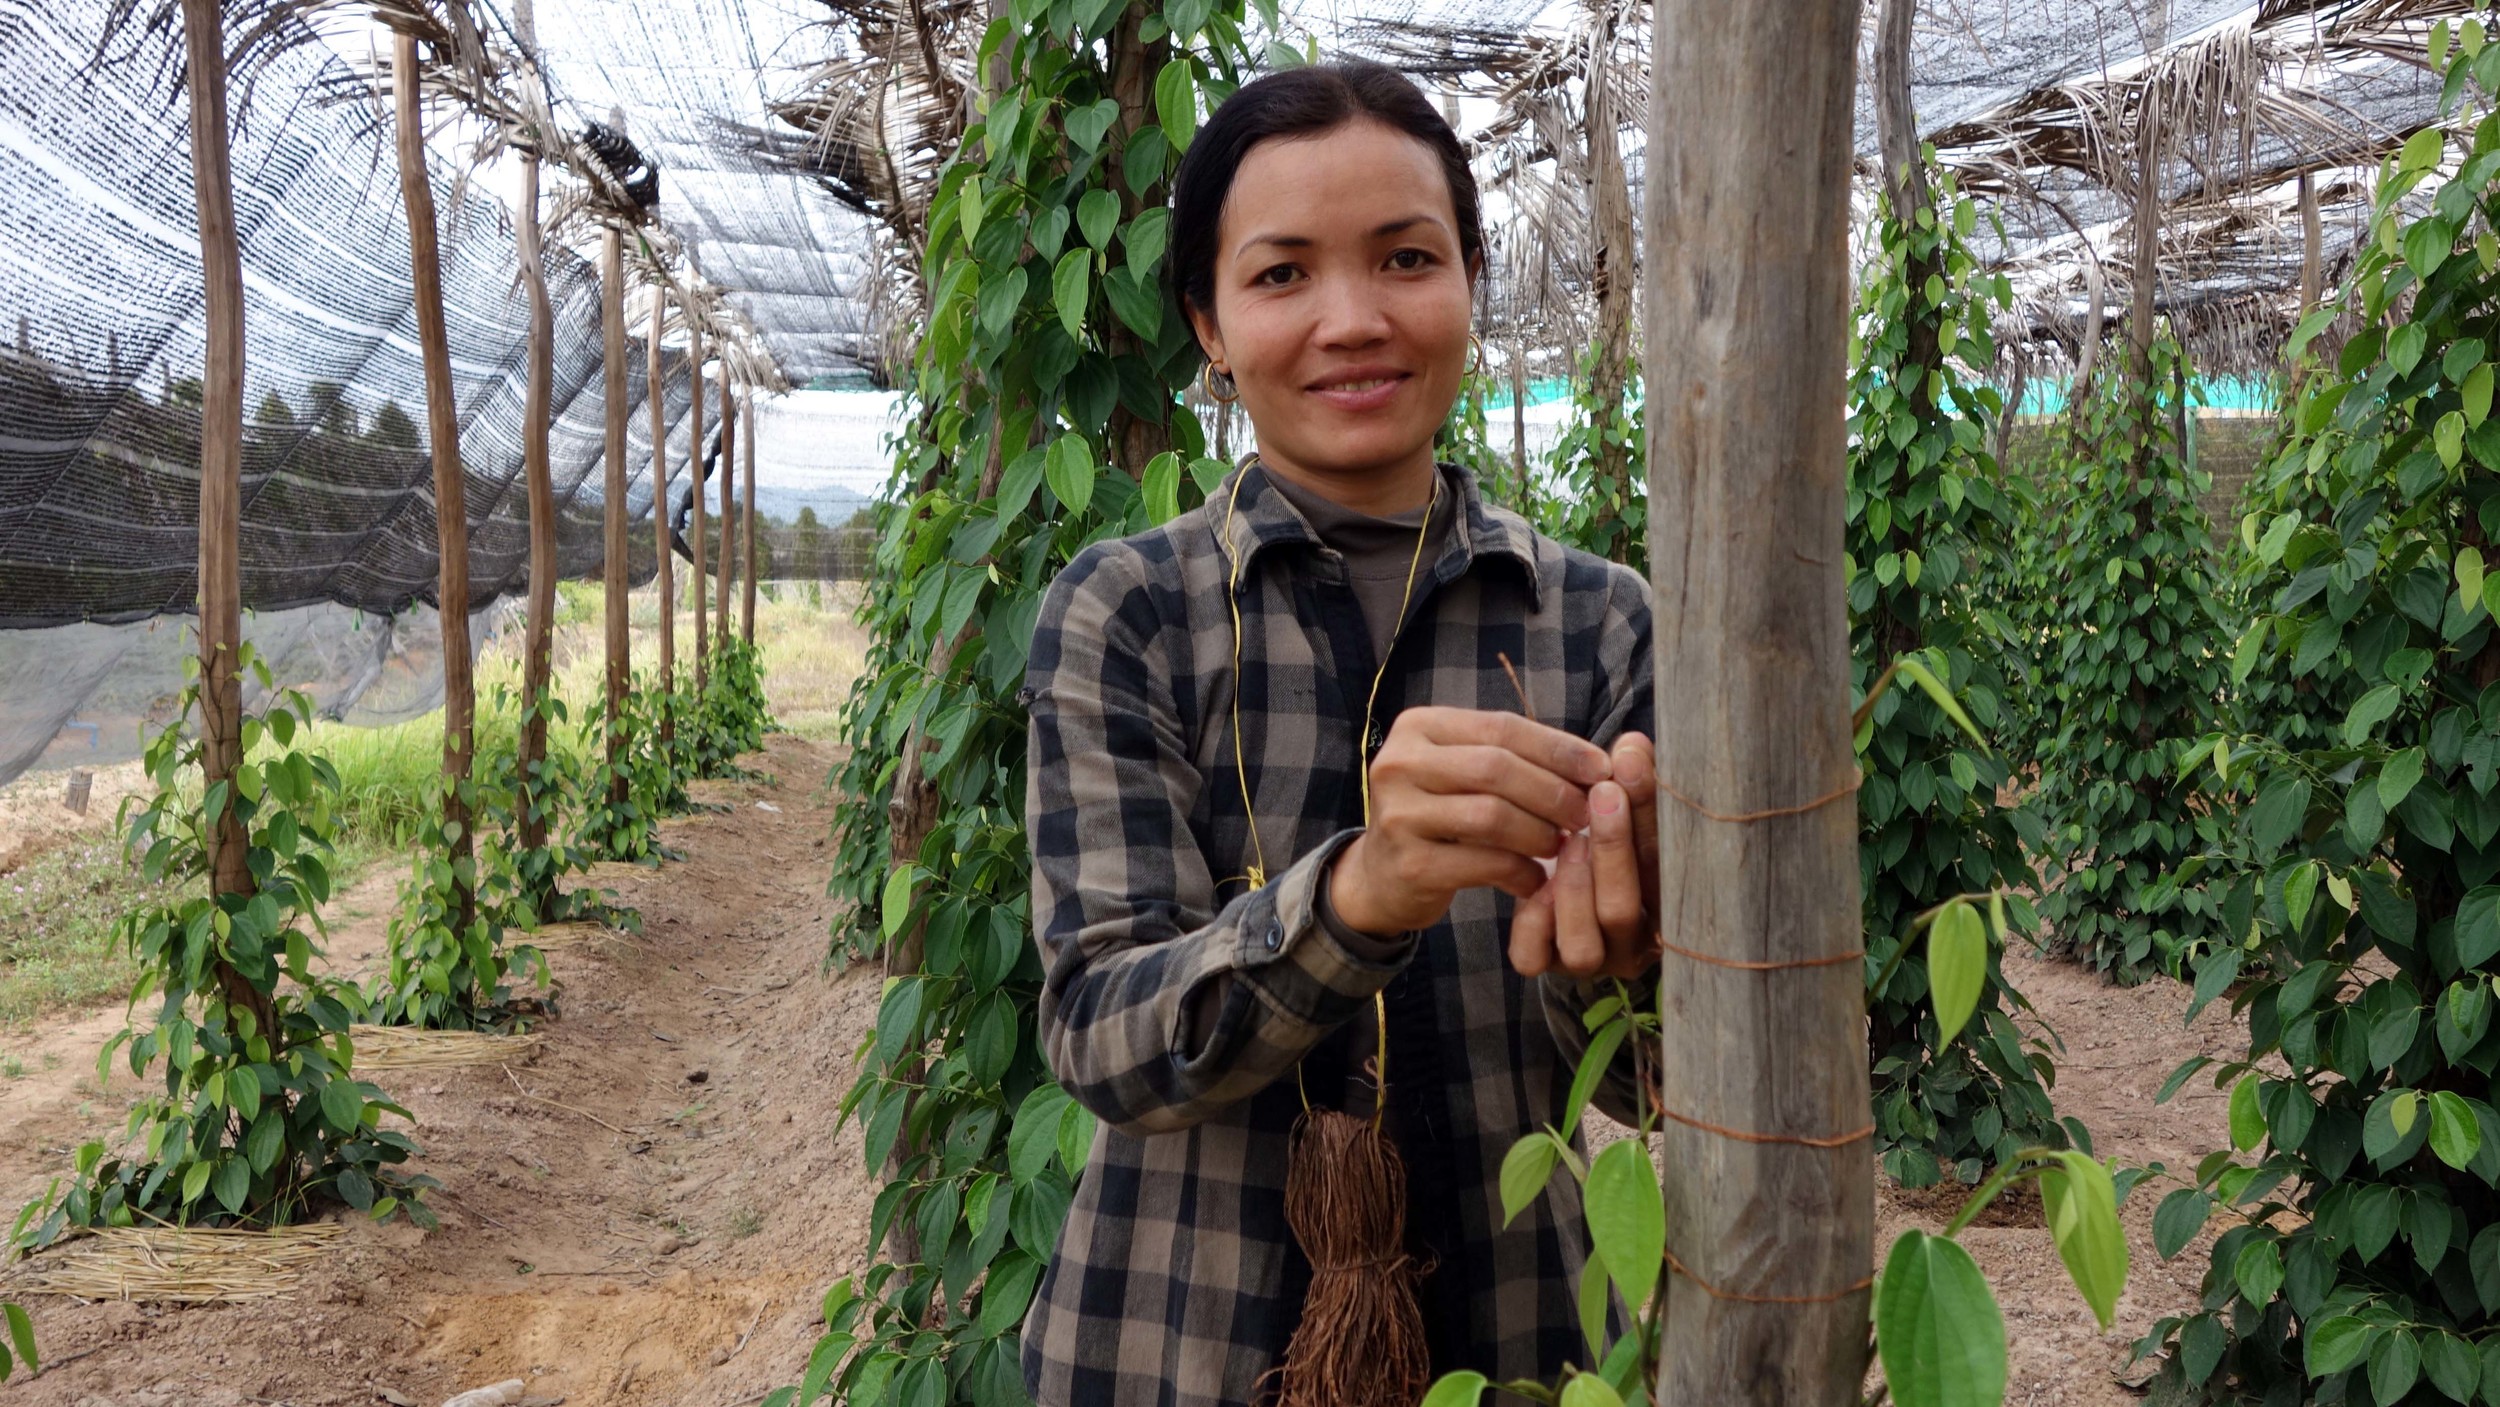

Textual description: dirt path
[1,733,885,1407]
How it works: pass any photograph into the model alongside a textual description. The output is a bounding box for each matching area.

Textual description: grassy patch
[0,823,389,1032]
[0,834,173,1027]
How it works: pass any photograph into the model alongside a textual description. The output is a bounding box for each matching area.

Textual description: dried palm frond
[625,221,791,394]
[93,0,374,137]
[7,1223,345,1304]
[347,1024,544,1071]
[762,0,988,373]
[1351,0,1649,356]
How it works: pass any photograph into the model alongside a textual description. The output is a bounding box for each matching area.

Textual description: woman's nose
[1309,275,1393,349]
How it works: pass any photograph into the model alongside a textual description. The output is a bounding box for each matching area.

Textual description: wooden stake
[602,228,629,801]
[715,367,734,649]
[689,322,708,695]
[1647,1,1870,1400]
[2297,168,2321,316]
[516,146,557,855]
[1584,12,1637,545]
[740,389,757,645]
[648,285,674,746]
[179,0,276,1037]
[2128,102,2164,392]
[394,29,476,928]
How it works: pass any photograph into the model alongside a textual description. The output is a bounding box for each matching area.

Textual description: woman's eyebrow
[1231,214,1448,260]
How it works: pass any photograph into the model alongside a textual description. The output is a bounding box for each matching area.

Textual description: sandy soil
[1,733,884,1407]
[0,727,2250,1405]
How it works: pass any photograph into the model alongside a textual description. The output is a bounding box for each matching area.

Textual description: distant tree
[794,505,825,580]
[305,380,355,436]
[166,376,204,410]
[368,399,418,449]
[254,389,293,426]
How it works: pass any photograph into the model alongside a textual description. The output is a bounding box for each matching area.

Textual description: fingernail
[1592,783,1623,817]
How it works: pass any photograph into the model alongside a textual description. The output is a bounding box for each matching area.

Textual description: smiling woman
[1017,60,1662,1407]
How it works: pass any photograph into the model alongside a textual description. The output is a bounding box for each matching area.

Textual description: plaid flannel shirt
[1020,460,1654,1407]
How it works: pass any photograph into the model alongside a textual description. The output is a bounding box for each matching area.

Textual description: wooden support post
[741,389,757,645]
[1510,330,1528,485]
[2128,101,2164,392]
[516,146,557,856]
[1584,7,1637,542]
[394,29,476,929]
[1647,1,1870,1401]
[689,323,708,695]
[715,367,734,650]
[602,229,629,801]
[648,286,675,745]
[2298,168,2322,316]
[180,0,278,1038]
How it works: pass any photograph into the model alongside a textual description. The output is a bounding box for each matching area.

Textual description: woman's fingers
[1610,732,1662,913]
[1411,790,1568,861]
[1405,707,1610,788]
[1552,832,1605,976]
[1508,879,1557,976]
[1588,781,1647,954]
[1395,743,1589,836]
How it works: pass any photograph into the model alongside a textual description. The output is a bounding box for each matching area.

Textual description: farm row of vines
[4,1,778,1366]
[805,16,2500,1407]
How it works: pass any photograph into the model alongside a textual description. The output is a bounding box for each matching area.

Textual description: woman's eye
[1254,264,1300,287]
[1388,249,1433,271]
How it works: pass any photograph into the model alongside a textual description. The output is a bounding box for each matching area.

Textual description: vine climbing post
[1646,0,1871,1401]
[715,364,734,649]
[740,388,755,644]
[601,227,629,801]
[392,26,477,932]
[647,285,674,748]
[516,138,558,857]
[689,321,708,695]
[179,0,277,1038]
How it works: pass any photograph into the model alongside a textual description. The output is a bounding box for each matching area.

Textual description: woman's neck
[1251,442,1439,518]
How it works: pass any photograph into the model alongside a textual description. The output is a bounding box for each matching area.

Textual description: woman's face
[1188,119,1477,506]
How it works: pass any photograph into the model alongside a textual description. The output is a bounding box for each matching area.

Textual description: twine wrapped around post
[1265,1103,1431,1407]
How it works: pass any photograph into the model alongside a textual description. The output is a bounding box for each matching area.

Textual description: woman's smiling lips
[1306,365,1410,412]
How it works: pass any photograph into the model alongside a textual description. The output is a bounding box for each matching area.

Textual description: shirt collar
[1211,456,1545,611]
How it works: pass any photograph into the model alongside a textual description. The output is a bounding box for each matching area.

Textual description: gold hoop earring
[1202,362,1240,404]
[1466,334,1484,377]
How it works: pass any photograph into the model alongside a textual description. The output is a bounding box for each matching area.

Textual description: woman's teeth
[1324,379,1391,392]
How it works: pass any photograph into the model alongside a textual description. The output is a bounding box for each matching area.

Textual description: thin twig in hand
[1496,651,1533,721]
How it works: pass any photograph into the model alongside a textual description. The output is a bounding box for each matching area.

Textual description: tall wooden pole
[601,229,630,800]
[180,0,277,1037]
[647,286,675,746]
[2297,169,2322,317]
[1583,5,1637,543]
[1647,2,1870,1402]
[394,29,476,929]
[715,367,735,649]
[516,145,557,856]
[740,388,757,644]
[689,323,709,694]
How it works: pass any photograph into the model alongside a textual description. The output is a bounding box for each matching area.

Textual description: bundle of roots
[1264,1106,1430,1407]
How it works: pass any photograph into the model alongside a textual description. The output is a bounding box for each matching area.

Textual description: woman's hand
[1328,707,1612,937]
[1508,732,1660,980]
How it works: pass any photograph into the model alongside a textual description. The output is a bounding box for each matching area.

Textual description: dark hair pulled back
[1167,61,1483,331]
